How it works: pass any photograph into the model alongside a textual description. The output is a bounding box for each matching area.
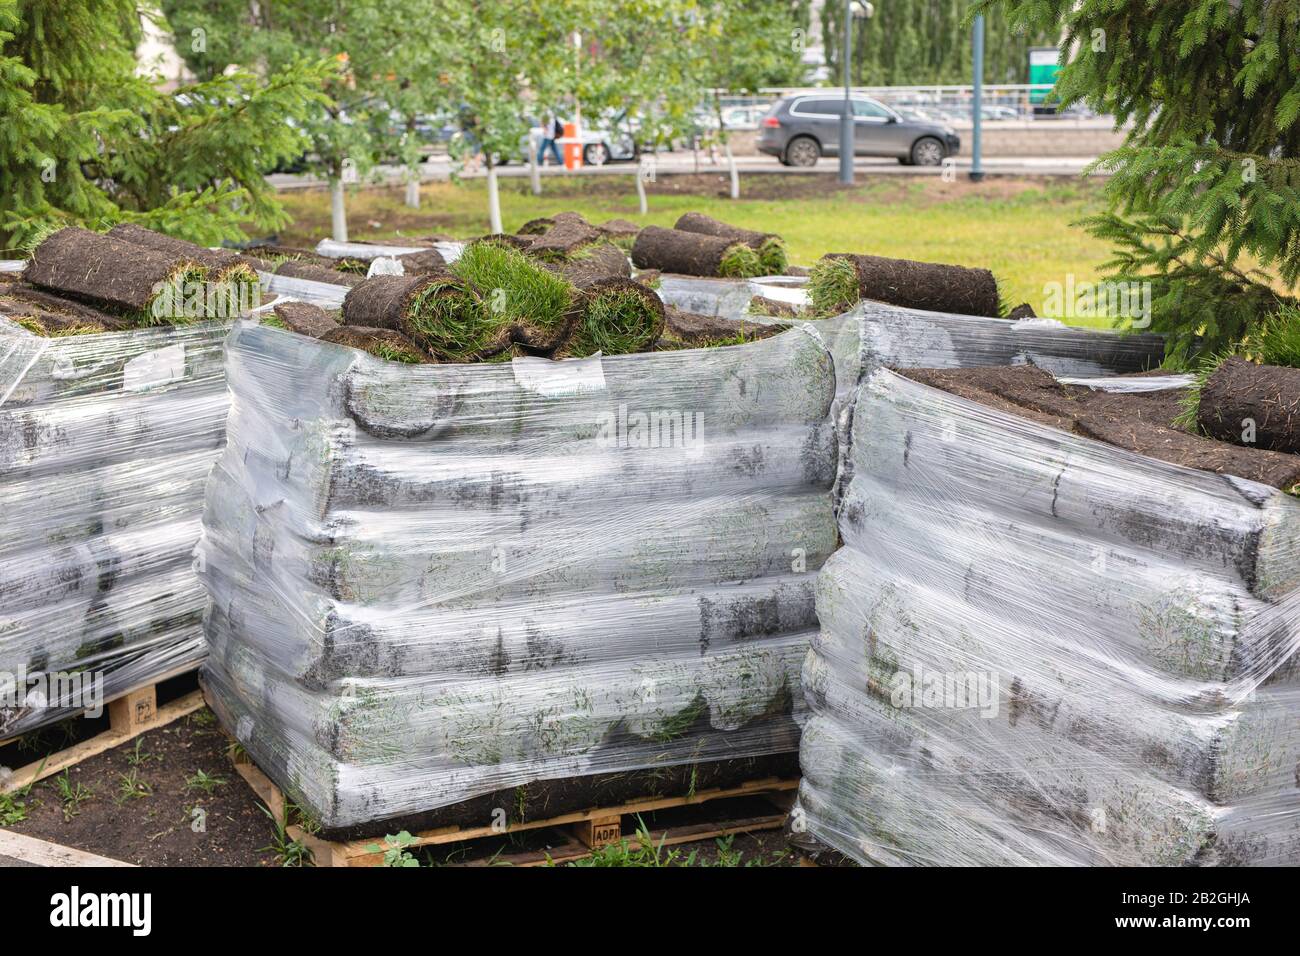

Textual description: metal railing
[714,85,1104,124]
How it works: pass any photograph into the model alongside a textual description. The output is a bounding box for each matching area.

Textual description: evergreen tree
[978,0,1300,365]
[0,0,327,251]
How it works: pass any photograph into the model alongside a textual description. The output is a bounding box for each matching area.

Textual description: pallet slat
[228,751,797,867]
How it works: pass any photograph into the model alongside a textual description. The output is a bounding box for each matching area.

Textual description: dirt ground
[274,173,1098,247]
[5,707,281,866]
[3,704,798,868]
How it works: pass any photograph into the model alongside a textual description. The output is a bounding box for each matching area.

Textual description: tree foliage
[0,0,328,250]
[823,0,1055,86]
[977,0,1300,366]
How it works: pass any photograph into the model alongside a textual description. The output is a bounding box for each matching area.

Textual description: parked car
[757,94,960,166]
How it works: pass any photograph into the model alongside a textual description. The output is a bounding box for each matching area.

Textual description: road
[267,151,1098,191]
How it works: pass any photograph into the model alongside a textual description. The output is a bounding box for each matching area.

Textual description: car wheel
[785,136,820,167]
[911,137,945,166]
[584,143,610,166]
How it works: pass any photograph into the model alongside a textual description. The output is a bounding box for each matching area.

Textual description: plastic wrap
[197,321,838,829]
[0,316,228,737]
[795,367,1300,866]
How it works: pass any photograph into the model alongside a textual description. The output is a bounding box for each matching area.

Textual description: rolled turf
[1198,356,1300,456]
[24,226,208,324]
[558,276,666,358]
[674,212,787,275]
[275,260,363,288]
[450,242,576,354]
[809,252,1001,318]
[631,225,763,279]
[320,325,432,364]
[272,301,339,338]
[342,272,510,362]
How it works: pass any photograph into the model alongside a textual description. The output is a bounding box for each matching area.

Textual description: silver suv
[757,94,960,167]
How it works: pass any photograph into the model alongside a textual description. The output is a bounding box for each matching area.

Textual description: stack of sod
[808,252,1001,318]
[0,284,127,335]
[631,225,763,279]
[674,212,788,275]
[25,226,209,325]
[331,239,666,363]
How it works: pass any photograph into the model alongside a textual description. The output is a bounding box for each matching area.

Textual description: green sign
[1028,47,1060,104]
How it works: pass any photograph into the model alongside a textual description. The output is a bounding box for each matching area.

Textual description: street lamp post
[970,13,985,182]
[838,1,874,185]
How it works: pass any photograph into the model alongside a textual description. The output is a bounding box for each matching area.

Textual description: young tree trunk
[486,161,503,235]
[636,161,648,215]
[404,172,421,209]
[529,134,542,196]
[725,141,740,199]
[330,177,348,242]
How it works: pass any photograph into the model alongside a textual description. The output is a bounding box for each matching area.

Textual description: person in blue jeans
[537,115,564,166]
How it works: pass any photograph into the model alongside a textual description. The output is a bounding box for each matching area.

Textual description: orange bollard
[562,121,583,170]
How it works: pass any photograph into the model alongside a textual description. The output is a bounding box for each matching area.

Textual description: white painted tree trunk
[486,163,503,234]
[725,141,740,199]
[529,135,542,196]
[404,173,421,209]
[635,163,648,214]
[330,177,348,242]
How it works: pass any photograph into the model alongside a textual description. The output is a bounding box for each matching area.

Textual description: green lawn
[273,173,1117,327]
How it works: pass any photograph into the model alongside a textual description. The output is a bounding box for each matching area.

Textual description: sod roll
[674,212,787,274]
[342,272,509,362]
[631,225,763,279]
[107,223,244,275]
[320,325,431,364]
[1198,356,1300,456]
[811,252,1001,318]
[25,227,206,316]
[275,260,363,288]
[560,276,666,358]
[450,242,575,355]
[272,301,338,338]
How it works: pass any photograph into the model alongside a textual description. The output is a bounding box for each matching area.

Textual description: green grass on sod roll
[567,286,663,357]
[451,242,574,343]
[758,238,788,275]
[718,243,763,279]
[406,277,502,360]
[807,256,859,317]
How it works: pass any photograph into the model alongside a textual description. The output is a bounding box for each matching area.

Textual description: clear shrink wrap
[795,367,1300,866]
[197,321,839,830]
[0,316,227,737]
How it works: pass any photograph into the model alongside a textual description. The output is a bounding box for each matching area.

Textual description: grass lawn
[272,172,1118,327]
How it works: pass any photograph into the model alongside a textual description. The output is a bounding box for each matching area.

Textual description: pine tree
[977,0,1300,365]
[0,0,329,251]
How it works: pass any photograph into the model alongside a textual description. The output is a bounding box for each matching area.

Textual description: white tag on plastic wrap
[123,344,186,392]
[366,256,405,278]
[512,354,606,397]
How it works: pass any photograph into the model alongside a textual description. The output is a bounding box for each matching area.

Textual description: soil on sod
[1198,356,1300,456]
[899,364,1300,490]
[3,707,282,867]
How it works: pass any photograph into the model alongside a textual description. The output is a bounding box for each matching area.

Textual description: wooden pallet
[230,753,798,867]
[0,667,205,794]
